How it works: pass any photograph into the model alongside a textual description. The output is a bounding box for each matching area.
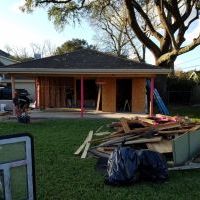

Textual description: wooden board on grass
[81,131,94,159]
[74,131,93,155]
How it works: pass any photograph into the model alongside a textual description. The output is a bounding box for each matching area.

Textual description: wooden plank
[81,131,94,158]
[73,78,77,107]
[92,126,155,144]
[137,117,155,125]
[94,131,111,136]
[52,78,56,107]
[127,119,148,127]
[187,125,200,133]
[97,147,113,154]
[55,79,60,107]
[58,80,61,108]
[44,77,50,108]
[159,129,189,134]
[146,140,172,153]
[156,122,181,131]
[40,79,45,108]
[155,114,177,122]
[125,137,162,145]
[120,118,131,133]
[95,125,104,133]
[11,75,16,116]
[60,78,66,107]
[96,85,102,111]
[74,131,91,155]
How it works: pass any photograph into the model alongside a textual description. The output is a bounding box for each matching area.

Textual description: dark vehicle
[0,87,12,99]
[0,88,30,100]
[16,89,30,97]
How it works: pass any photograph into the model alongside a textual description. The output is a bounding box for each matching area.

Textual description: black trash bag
[105,147,139,186]
[137,150,168,182]
[17,114,30,124]
[96,157,108,174]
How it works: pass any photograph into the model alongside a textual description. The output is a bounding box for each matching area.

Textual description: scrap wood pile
[74,114,200,159]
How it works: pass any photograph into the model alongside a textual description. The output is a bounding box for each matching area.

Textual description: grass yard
[169,105,200,121]
[0,106,199,200]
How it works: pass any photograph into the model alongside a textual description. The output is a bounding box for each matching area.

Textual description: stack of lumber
[74,114,200,158]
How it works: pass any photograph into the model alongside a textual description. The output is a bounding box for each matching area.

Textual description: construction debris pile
[88,115,200,159]
[74,115,200,166]
[76,115,198,155]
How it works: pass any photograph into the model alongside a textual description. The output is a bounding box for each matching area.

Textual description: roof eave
[0,68,170,75]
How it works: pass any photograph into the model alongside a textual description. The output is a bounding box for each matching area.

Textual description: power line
[176,56,200,66]
[181,64,200,69]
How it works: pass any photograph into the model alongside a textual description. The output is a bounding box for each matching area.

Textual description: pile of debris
[74,114,200,166]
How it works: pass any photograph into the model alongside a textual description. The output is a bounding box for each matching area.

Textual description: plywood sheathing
[44,77,50,107]
[102,78,116,112]
[132,78,146,113]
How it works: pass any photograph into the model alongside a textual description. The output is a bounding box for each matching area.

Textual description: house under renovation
[0,49,169,116]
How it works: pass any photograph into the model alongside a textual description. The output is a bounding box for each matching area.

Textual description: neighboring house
[0,49,169,114]
[189,71,200,105]
[0,50,35,101]
[0,51,16,66]
[189,71,200,83]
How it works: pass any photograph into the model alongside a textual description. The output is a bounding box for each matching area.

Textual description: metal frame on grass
[0,133,36,200]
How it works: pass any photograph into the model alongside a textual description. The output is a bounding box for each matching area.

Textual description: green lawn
[169,105,200,121]
[0,107,199,200]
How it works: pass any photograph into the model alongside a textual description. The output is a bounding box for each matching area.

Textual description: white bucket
[0,104,6,112]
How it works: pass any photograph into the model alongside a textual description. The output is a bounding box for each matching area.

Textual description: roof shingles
[0,49,169,75]
[0,49,162,70]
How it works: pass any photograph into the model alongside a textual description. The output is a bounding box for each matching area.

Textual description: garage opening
[76,79,98,109]
[116,79,132,112]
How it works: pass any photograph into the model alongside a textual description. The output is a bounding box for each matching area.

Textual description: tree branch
[125,0,161,58]
[101,20,118,52]
[132,0,163,41]
[36,0,72,4]
[169,0,183,23]
[124,25,143,61]
[186,7,199,29]
[157,34,200,65]
[156,0,178,49]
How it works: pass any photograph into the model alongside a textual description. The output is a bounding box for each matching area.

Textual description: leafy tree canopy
[54,38,96,55]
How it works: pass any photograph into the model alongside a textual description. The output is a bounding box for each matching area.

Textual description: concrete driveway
[6,109,148,120]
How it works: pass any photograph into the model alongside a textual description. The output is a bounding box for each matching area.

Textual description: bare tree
[30,40,56,57]
[5,40,56,61]
[5,45,32,62]
[90,1,147,61]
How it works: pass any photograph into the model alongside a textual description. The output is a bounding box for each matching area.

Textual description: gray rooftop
[0,49,169,75]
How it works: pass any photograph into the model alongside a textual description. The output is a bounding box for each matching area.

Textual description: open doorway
[116,79,132,112]
[76,79,98,109]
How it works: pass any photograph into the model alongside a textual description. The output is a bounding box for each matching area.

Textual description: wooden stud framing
[80,76,84,118]
[11,75,15,116]
[150,77,155,116]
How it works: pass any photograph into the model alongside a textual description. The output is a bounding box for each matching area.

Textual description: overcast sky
[0,0,199,71]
